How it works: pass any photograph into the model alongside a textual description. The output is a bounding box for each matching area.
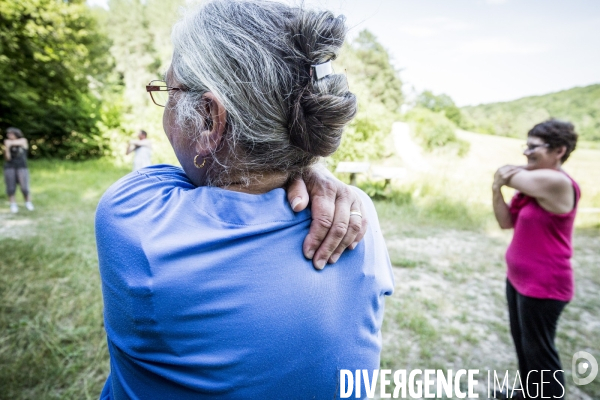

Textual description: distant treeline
[0,0,404,161]
[461,84,600,142]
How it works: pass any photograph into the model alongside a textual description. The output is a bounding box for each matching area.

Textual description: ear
[554,145,567,161]
[195,92,228,155]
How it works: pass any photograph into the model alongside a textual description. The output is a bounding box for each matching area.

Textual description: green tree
[348,30,404,113]
[402,107,470,156]
[416,90,463,127]
[333,30,403,165]
[0,0,112,158]
[95,0,184,163]
[105,0,161,121]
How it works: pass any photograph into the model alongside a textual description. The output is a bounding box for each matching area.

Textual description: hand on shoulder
[286,164,368,270]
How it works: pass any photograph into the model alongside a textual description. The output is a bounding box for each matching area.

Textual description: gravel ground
[380,227,599,399]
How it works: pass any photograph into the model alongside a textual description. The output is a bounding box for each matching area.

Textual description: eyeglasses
[146,80,184,107]
[522,143,549,152]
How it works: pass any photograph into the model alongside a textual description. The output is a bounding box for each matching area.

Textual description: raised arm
[19,138,29,150]
[287,164,367,270]
[125,141,138,155]
[136,139,152,148]
[126,139,151,156]
[3,138,28,160]
[507,169,574,214]
[3,140,9,161]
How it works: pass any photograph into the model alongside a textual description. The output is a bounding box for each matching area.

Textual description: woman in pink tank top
[492,119,579,399]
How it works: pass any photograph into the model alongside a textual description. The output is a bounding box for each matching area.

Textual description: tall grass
[0,160,128,399]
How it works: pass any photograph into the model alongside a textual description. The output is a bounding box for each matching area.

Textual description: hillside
[461,84,600,141]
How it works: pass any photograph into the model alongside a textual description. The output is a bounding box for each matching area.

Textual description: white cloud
[485,0,509,4]
[459,38,549,55]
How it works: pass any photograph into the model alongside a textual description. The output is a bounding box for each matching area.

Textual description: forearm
[3,141,9,160]
[126,143,135,155]
[7,138,28,149]
[492,186,513,229]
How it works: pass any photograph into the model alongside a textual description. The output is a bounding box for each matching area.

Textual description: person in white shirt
[126,130,152,171]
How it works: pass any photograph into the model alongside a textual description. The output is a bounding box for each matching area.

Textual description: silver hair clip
[311,60,333,80]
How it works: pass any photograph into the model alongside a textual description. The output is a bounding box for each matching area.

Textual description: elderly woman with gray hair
[96,1,393,398]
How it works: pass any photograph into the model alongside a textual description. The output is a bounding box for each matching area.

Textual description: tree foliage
[1,1,404,163]
[350,30,404,113]
[90,0,184,164]
[332,30,404,165]
[402,107,469,156]
[416,90,463,127]
[0,0,112,158]
[461,84,600,141]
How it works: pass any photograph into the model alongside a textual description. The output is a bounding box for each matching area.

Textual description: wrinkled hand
[493,165,523,189]
[287,164,368,270]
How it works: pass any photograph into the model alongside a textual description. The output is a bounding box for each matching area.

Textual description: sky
[88,0,600,106]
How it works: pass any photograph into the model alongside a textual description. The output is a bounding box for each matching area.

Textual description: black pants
[506,279,568,399]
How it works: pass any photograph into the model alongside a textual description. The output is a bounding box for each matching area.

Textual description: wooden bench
[335,162,371,185]
[371,166,407,188]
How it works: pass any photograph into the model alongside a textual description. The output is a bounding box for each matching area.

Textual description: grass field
[0,160,125,399]
[0,131,598,399]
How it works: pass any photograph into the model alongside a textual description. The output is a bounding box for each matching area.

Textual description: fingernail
[316,259,326,270]
[291,197,302,211]
[305,250,315,259]
[350,242,357,250]
[330,253,340,263]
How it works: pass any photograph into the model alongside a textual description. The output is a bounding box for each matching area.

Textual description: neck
[222,172,289,194]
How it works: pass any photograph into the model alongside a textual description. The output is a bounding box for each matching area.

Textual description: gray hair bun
[287,11,357,157]
[171,0,357,185]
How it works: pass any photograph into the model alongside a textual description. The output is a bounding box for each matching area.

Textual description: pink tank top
[506,173,580,301]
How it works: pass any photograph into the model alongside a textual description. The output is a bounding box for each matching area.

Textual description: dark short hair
[528,119,578,163]
[139,130,148,137]
[6,127,24,138]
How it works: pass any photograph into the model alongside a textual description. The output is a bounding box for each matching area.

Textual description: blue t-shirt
[96,165,394,400]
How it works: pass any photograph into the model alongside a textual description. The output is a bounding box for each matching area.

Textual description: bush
[331,30,404,167]
[402,107,470,156]
[358,180,412,204]
[0,0,114,159]
[415,90,464,127]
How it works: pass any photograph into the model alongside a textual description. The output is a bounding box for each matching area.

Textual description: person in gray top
[3,127,34,213]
